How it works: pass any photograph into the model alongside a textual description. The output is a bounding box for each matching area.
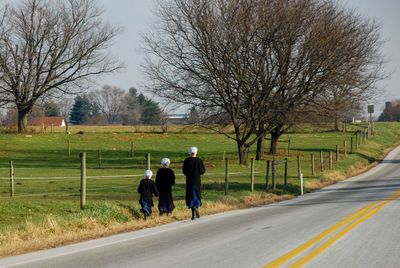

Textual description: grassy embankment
[0,122,399,256]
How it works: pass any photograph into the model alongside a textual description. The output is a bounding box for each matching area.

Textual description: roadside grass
[0,122,399,256]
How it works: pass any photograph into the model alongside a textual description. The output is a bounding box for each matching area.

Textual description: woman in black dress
[183,147,205,220]
[155,158,175,215]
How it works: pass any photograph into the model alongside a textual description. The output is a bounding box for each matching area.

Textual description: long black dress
[155,167,175,214]
[182,156,205,208]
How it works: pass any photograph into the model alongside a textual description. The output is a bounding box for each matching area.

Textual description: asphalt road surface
[2,146,400,268]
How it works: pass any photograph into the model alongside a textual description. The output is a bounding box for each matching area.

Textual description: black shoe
[191,208,195,220]
[144,214,147,220]
[195,207,200,218]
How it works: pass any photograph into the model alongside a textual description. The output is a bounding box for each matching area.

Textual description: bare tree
[89,85,126,124]
[57,96,74,121]
[253,0,384,156]
[0,0,122,133]
[309,62,383,130]
[143,0,272,164]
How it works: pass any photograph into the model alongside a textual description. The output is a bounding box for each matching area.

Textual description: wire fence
[0,158,274,202]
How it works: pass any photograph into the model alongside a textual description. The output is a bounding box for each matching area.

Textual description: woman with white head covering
[155,158,176,215]
[137,170,158,219]
[183,146,205,220]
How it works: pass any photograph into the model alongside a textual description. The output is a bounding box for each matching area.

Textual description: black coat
[137,179,158,200]
[182,156,205,207]
[155,168,175,193]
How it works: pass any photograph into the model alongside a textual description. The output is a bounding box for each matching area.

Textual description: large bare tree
[0,0,122,133]
[144,0,277,164]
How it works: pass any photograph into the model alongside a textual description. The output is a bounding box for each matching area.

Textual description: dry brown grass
[346,161,378,177]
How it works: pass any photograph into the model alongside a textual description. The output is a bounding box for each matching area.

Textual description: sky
[97,0,400,114]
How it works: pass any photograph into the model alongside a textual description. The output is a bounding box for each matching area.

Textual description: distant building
[167,113,189,125]
[29,117,66,127]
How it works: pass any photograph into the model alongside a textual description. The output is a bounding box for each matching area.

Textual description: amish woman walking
[155,158,175,215]
[183,147,205,220]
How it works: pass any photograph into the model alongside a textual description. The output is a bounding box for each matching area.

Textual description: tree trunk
[334,110,340,131]
[270,130,282,156]
[256,136,265,160]
[17,108,30,133]
[237,142,248,165]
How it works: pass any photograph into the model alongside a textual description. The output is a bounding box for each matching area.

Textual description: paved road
[2,146,400,268]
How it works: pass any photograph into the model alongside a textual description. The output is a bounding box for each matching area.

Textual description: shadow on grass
[118,203,142,219]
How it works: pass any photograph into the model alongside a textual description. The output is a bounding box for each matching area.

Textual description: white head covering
[188,147,198,155]
[144,170,153,178]
[161,158,170,167]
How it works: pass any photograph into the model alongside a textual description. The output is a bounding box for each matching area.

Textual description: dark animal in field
[77,131,84,135]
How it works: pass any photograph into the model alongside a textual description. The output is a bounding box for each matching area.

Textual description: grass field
[0,122,399,256]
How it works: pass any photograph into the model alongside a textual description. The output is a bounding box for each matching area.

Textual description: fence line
[0,171,266,181]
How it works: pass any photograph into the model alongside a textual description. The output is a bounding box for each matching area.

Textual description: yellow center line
[263,189,400,268]
[290,194,400,267]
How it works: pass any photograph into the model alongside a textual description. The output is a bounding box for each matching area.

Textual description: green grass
[0,122,399,235]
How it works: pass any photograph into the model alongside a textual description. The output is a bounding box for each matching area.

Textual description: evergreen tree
[126,87,140,109]
[138,93,161,125]
[70,95,95,125]
[123,87,161,125]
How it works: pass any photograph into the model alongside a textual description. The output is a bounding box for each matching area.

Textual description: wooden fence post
[98,150,101,168]
[67,139,71,157]
[311,153,314,176]
[297,156,301,181]
[344,140,347,156]
[336,145,339,162]
[320,151,323,171]
[288,138,291,157]
[225,158,229,195]
[10,160,14,197]
[298,156,303,195]
[272,160,276,191]
[355,133,358,149]
[351,137,353,154]
[250,158,254,192]
[51,123,54,134]
[266,160,270,191]
[146,153,151,170]
[131,142,134,158]
[80,152,86,209]
[363,129,366,143]
[329,151,333,169]
[284,158,288,185]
